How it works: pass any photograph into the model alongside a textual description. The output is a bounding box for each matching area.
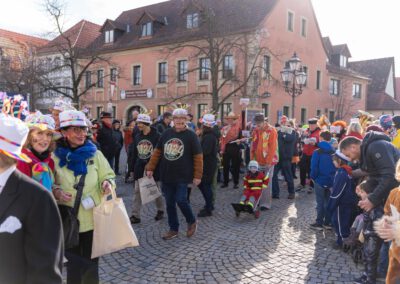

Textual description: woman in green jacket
[53,110,115,284]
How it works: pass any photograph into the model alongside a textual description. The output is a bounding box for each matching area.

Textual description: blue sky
[2,0,400,71]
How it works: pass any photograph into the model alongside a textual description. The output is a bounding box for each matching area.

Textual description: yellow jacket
[392,129,400,149]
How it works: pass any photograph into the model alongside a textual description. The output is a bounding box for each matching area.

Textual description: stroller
[231,161,269,219]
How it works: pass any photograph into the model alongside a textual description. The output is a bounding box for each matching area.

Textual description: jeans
[66,231,99,284]
[198,182,213,211]
[314,183,331,226]
[378,241,390,277]
[161,182,196,232]
[272,160,294,197]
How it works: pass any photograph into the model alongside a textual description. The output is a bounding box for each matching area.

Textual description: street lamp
[280,52,307,119]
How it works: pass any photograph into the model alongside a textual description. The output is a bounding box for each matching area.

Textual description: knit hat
[248,160,259,170]
[202,113,216,127]
[0,114,31,162]
[59,110,88,128]
[379,114,393,130]
[333,149,350,162]
[25,111,56,131]
[136,114,152,124]
[366,124,383,133]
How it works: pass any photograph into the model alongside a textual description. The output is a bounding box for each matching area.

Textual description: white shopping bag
[138,176,162,205]
[91,189,139,259]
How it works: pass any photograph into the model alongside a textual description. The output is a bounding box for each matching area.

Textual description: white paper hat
[25,111,56,131]
[0,114,31,162]
[136,114,152,124]
[172,108,188,117]
[202,113,216,127]
[52,100,75,112]
[59,110,88,128]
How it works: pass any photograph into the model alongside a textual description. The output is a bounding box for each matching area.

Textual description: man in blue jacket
[310,130,336,230]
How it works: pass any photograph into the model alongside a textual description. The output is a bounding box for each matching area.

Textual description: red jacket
[303,128,321,156]
[243,171,269,191]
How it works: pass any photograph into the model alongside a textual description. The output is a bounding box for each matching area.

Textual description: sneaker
[310,223,323,230]
[272,195,280,199]
[288,193,295,199]
[220,184,229,188]
[130,215,141,224]
[162,230,178,240]
[323,224,333,230]
[197,208,212,217]
[233,184,239,189]
[187,221,197,238]
[295,185,303,192]
[154,210,164,221]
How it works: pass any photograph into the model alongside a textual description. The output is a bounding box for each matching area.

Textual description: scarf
[55,140,97,176]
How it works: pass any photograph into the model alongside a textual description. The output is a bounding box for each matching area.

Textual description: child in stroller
[232,160,269,218]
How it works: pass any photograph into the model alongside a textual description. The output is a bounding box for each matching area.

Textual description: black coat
[97,123,117,160]
[112,129,124,151]
[200,129,218,183]
[360,131,400,206]
[277,128,296,161]
[0,170,63,284]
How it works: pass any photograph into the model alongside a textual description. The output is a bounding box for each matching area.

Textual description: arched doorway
[125,103,148,122]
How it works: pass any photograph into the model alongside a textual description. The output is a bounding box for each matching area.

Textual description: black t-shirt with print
[156,127,202,183]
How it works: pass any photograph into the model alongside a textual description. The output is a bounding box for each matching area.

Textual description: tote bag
[91,189,139,258]
[138,176,162,205]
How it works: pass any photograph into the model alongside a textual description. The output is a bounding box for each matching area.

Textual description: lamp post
[280,52,307,119]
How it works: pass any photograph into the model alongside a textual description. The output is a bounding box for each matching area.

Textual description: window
[301,108,307,125]
[110,68,117,82]
[199,58,210,80]
[263,55,271,77]
[141,22,152,37]
[353,83,362,98]
[340,55,347,68]
[283,106,290,117]
[223,55,234,79]
[158,105,167,116]
[178,60,188,82]
[197,104,208,119]
[105,30,114,43]
[96,106,103,119]
[85,71,91,88]
[97,70,104,88]
[301,18,307,37]
[133,65,141,85]
[302,66,308,87]
[220,103,232,118]
[316,70,321,90]
[316,109,321,117]
[329,79,340,96]
[262,103,269,118]
[187,13,199,29]
[329,110,335,123]
[287,11,294,32]
[158,62,167,83]
[112,106,116,118]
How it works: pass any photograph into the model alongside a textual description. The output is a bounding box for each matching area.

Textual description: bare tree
[35,0,115,108]
[163,6,281,119]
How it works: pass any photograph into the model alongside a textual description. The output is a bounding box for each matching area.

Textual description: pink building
[81,0,367,125]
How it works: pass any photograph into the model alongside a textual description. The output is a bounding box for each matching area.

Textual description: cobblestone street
[94,160,365,283]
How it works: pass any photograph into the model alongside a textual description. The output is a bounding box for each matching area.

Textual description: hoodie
[310,141,336,188]
[360,131,400,206]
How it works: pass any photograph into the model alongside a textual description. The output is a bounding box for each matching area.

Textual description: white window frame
[187,13,199,29]
[105,30,114,43]
[329,78,340,96]
[199,57,210,80]
[352,83,362,98]
[287,10,295,32]
[301,17,307,37]
[132,65,142,86]
[141,22,153,37]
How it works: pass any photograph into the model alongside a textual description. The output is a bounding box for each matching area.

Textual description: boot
[197,208,212,217]
[154,210,164,221]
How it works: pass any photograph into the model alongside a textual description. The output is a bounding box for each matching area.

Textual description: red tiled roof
[0,28,48,47]
[349,57,400,110]
[38,20,101,54]
[89,0,278,53]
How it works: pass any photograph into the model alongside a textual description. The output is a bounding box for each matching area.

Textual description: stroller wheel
[254,211,260,219]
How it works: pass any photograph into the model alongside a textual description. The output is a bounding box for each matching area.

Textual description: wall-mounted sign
[124,89,149,99]
[146,88,153,98]
[120,90,126,100]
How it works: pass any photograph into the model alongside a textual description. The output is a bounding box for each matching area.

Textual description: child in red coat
[239,160,269,210]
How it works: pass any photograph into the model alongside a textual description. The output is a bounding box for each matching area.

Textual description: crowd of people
[0,93,399,284]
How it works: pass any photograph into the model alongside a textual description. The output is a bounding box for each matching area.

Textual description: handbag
[91,188,139,258]
[58,173,86,249]
[138,175,162,205]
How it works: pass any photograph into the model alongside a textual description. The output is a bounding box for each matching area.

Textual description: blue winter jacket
[327,167,358,212]
[310,141,336,188]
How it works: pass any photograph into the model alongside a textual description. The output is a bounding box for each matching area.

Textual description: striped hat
[59,110,88,128]
[0,114,31,162]
[25,111,56,131]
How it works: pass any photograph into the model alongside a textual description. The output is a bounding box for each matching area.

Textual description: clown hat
[25,111,56,131]
[202,113,216,127]
[136,113,152,124]
[59,110,88,128]
[0,114,31,162]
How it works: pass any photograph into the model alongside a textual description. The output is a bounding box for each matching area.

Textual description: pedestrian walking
[96,111,117,169]
[0,114,63,284]
[146,108,203,240]
[53,110,116,284]
[112,119,123,175]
